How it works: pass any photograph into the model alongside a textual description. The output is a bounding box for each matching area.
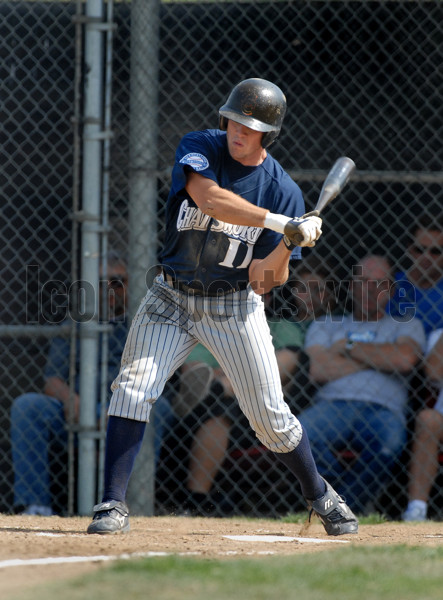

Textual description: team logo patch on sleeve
[179,152,209,171]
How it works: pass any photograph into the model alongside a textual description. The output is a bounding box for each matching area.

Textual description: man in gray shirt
[299,254,425,514]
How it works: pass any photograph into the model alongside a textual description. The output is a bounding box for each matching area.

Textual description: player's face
[226,120,267,166]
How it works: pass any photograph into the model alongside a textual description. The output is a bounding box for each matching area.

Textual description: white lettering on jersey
[177,200,262,244]
[179,152,209,171]
[211,220,262,244]
[177,200,212,230]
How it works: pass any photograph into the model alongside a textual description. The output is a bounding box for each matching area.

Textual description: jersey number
[218,239,253,269]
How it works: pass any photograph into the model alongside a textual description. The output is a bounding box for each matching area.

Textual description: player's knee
[254,419,303,453]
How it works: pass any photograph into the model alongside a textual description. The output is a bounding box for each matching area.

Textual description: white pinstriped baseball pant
[108,274,303,452]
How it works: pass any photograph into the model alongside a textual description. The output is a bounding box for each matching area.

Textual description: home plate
[224,535,349,544]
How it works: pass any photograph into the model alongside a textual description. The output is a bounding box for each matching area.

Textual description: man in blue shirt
[387,213,443,335]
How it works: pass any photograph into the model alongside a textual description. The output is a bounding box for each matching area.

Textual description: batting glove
[284,214,322,248]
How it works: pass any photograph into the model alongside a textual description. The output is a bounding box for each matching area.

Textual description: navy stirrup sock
[272,426,326,500]
[102,416,146,503]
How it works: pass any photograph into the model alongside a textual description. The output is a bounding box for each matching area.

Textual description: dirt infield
[1,514,443,598]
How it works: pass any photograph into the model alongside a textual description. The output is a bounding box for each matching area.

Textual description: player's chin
[228,141,245,155]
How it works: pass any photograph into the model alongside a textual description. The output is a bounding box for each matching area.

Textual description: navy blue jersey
[160,129,305,289]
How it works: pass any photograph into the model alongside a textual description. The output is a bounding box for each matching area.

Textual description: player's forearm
[248,241,291,294]
[204,188,268,226]
[186,172,268,226]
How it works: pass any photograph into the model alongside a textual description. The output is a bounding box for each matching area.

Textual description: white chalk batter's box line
[224,534,349,544]
[0,552,195,569]
[0,533,348,569]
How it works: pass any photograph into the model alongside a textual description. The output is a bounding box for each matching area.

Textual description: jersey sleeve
[170,130,222,194]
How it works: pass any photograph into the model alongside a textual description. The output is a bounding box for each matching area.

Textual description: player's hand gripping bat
[284,156,356,246]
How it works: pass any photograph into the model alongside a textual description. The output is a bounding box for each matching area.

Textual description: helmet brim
[219,108,277,133]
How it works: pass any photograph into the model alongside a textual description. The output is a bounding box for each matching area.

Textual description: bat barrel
[316,157,356,212]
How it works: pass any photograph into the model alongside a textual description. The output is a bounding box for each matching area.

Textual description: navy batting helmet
[219,78,287,148]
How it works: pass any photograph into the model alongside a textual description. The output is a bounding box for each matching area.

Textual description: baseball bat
[290,156,356,244]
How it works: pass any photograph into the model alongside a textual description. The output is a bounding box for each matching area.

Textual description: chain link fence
[2,0,443,520]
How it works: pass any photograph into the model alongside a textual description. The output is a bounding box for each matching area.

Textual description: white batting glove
[264,211,323,248]
[293,215,323,247]
[281,215,323,248]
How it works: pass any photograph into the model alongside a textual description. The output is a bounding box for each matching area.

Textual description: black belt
[162,270,248,297]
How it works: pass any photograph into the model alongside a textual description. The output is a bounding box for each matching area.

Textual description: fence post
[77,0,105,516]
[126,0,161,516]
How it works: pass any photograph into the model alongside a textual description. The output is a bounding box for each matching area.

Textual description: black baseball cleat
[87,500,130,535]
[306,479,359,536]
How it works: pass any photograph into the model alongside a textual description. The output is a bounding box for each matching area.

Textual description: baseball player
[87,78,358,536]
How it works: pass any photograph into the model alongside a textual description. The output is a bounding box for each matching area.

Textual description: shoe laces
[309,493,348,523]
[324,507,346,523]
[94,507,119,521]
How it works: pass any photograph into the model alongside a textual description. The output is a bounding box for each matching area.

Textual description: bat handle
[302,210,320,218]
[285,210,321,245]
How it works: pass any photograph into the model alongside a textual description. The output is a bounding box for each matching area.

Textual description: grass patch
[15,545,443,600]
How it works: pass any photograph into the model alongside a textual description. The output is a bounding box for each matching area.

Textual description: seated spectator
[10,255,129,515]
[299,254,425,515]
[387,213,443,335]
[159,255,338,516]
[385,211,443,519]
[403,328,443,521]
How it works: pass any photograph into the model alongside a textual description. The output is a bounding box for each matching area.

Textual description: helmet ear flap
[219,115,228,131]
[261,131,278,149]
